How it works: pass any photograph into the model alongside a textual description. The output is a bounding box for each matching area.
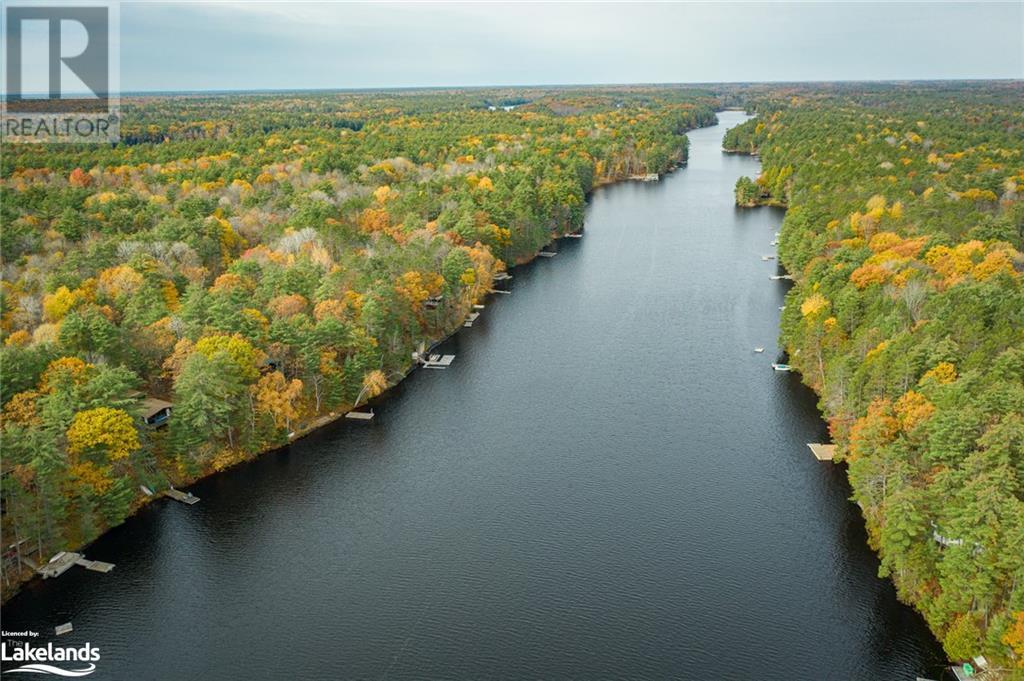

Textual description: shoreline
[3,117,722,602]
[727,146,949,662]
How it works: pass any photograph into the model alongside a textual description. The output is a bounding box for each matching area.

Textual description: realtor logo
[2,0,119,142]
[1,637,101,677]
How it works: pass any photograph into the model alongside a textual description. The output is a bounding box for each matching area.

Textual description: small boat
[770,240,778,246]
[772,363,792,372]
[754,347,765,353]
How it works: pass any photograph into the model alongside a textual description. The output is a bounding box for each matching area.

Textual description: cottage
[141,398,173,427]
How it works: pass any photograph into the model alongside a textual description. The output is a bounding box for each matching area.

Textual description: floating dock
[78,558,115,573]
[493,272,512,281]
[421,354,455,369]
[464,312,480,328]
[754,347,765,353]
[761,255,776,261]
[807,443,837,461]
[538,251,557,258]
[165,488,200,505]
[565,232,583,239]
[769,274,794,281]
[473,304,485,310]
[488,289,511,295]
[345,410,374,421]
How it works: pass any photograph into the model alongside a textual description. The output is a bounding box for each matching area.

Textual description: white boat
[754,347,765,353]
[772,363,792,372]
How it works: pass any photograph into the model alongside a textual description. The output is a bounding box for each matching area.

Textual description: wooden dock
[769,274,794,281]
[493,272,512,281]
[538,251,557,258]
[39,552,81,579]
[345,410,374,421]
[77,557,115,573]
[421,353,455,369]
[39,552,115,578]
[488,289,511,295]
[807,443,837,462]
[464,312,480,328]
[473,304,485,310]
[165,488,200,505]
[564,232,583,239]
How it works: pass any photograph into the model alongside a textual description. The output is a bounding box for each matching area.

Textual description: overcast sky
[117,1,1023,91]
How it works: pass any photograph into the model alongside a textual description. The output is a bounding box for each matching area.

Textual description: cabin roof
[140,397,173,418]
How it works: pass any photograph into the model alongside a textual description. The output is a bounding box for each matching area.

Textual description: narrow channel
[3,112,946,680]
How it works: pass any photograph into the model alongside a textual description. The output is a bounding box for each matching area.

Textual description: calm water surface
[3,112,946,680]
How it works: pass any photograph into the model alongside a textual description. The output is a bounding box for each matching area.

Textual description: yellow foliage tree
[40,357,92,391]
[920,362,957,385]
[67,407,140,461]
[800,292,830,317]
[252,371,303,430]
[97,265,144,298]
[42,286,86,322]
[1002,611,1024,668]
[195,334,265,381]
[894,390,935,432]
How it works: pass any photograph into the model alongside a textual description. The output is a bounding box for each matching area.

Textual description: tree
[251,371,303,430]
[66,407,140,461]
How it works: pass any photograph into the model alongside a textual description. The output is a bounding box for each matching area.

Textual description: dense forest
[0,88,717,595]
[726,83,1024,672]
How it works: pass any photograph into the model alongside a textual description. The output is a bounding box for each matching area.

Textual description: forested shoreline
[726,83,1024,673]
[0,88,717,597]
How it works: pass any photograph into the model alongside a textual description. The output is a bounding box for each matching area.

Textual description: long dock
[165,488,200,505]
[345,410,374,421]
[39,552,115,578]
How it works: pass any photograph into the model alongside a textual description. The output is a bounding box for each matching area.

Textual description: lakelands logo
[1,0,120,143]
[1,641,100,676]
